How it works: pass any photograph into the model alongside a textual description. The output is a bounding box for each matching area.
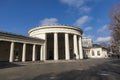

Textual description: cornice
[28,25,83,34]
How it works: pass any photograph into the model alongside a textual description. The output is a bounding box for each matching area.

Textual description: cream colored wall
[83,47,108,58]
[90,48,102,58]
[90,48,108,58]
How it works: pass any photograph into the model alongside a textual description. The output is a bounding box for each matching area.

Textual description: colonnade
[49,33,83,60]
[9,42,43,62]
[0,34,83,62]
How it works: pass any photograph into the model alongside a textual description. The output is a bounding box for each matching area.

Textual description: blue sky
[0,0,119,43]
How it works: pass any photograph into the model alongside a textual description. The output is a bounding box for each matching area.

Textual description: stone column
[40,45,43,61]
[43,34,47,61]
[65,33,70,60]
[40,44,47,61]
[54,33,58,60]
[73,34,79,59]
[32,44,36,61]
[79,37,83,59]
[9,42,14,62]
[42,43,46,61]
[22,43,26,62]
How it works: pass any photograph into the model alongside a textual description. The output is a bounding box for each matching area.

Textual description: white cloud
[60,0,92,13]
[60,0,84,8]
[40,18,58,25]
[97,24,109,32]
[83,34,94,39]
[96,36,111,43]
[79,6,91,13]
[84,26,92,31]
[74,16,91,27]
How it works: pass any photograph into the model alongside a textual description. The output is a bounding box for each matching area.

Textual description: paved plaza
[0,59,120,80]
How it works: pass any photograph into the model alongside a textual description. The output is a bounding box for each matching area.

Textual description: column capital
[33,44,36,45]
[54,32,58,34]
[65,33,69,34]
[11,41,15,43]
[64,32,69,34]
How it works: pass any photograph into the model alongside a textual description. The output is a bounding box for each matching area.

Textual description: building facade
[82,37,108,59]
[0,25,83,62]
[82,37,93,47]
[29,25,83,61]
[0,32,45,62]
[83,47,108,58]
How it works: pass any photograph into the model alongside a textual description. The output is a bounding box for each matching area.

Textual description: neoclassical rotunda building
[0,25,83,62]
[29,25,83,61]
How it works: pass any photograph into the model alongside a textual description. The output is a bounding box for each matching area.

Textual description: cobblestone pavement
[0,59,120,80]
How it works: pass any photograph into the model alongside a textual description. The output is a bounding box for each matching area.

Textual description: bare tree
[110,2,120,53]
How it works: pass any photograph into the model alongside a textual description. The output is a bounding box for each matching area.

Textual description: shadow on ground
[110,59,120,65]
[32,60,120,80]
[0,62,23,69]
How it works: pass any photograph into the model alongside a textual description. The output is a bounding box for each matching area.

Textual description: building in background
[82,37,108,58]
[82,37,93,47]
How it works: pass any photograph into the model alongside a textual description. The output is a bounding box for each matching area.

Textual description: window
[97,51,100,56]
[92,50,94,56]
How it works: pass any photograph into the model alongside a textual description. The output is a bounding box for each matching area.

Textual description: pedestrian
[73,53,76,60]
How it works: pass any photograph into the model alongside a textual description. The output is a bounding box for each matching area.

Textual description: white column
[32,44,36,61]
[42,34,47,61]
[54,33,58,60]
[43,43,46,61]
[40,45,43,61]
[73,34,79,59]
[40,43,46,61]
[9,42,14,62]
[79,37,83,59]
[22,43,26,62]
[65,33,70,60]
